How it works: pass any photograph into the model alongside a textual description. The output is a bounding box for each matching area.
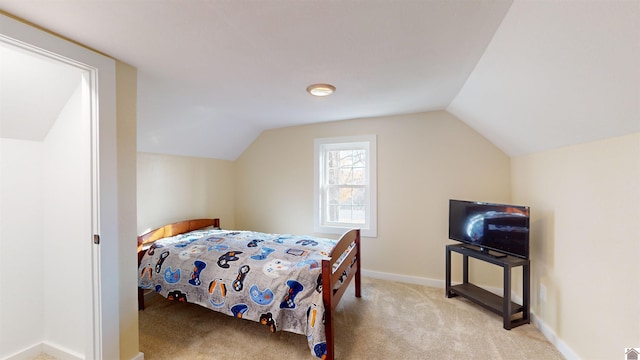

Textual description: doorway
[0,14,119,360]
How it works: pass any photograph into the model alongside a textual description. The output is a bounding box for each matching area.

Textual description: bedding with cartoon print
[138,227,341,358]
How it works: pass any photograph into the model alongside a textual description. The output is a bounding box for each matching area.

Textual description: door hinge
[93,234,100,245]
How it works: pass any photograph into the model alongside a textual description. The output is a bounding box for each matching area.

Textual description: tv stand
[446,244,530,330]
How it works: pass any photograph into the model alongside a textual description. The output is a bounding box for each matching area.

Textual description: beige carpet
[138,277,564,360]
[30,355,57,360]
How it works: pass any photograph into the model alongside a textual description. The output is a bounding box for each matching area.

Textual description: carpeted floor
[30,355,56,360]
[137,277,565,360]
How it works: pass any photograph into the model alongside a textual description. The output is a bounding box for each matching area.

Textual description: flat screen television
[449,199,530,259]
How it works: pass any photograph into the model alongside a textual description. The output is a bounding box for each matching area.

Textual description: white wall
[42,82,89,357]
[0,138,45,356]
[0,80,90,359]
[0,81,92,359]
[512,133,640,359]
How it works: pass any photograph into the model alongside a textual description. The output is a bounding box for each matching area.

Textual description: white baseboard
[361,269,444,288]
[1,343,41,360]
[531,312,579,360]
[130,352,145,360]
[2,342,82,360]
[361,269,515,300]
[41,342,82,360]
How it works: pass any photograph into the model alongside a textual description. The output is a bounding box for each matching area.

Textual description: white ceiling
[449,0,640,157]
[0,0,638,160]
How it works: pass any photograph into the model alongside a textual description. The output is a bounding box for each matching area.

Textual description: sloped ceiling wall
[0,1,638,159]
[448,0,640,157]
[0,42,82,141]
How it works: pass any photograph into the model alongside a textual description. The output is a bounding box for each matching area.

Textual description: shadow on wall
[531,210,559,332]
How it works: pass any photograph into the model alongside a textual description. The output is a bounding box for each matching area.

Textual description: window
[314,135,377,237]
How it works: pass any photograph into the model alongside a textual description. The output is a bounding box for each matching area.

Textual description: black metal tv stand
[445,244,530,330]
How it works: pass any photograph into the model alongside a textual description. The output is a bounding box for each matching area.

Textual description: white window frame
[314,135,377,237]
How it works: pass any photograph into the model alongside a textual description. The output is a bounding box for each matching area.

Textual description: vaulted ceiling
[1,0,638,160]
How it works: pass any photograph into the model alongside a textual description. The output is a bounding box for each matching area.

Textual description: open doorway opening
[1,32,98,360]
[1,12,122,360]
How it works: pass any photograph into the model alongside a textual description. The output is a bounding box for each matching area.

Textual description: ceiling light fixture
[306,83,336,97]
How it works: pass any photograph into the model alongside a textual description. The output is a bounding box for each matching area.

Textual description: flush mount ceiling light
[306,83,336,97]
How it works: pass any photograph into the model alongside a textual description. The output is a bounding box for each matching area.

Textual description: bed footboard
[321,229,361,360]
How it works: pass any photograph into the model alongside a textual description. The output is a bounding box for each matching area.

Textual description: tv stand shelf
[446,244,530,330]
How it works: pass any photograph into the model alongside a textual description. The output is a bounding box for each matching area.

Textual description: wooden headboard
[137,218,220,252]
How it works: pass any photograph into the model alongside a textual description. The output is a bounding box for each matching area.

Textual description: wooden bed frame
[137,218,361,360]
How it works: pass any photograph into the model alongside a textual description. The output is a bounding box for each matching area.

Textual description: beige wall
[116,61,139,360]
[235,111,512,284]
[133,110,640,359]
[137,152,236,234]
[511,133,640,359]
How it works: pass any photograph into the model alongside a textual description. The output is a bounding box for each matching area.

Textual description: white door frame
[0,14,118,360]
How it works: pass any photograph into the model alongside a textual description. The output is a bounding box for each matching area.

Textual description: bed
[137,218,361,360]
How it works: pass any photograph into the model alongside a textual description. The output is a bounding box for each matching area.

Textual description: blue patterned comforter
[138,227,339,358]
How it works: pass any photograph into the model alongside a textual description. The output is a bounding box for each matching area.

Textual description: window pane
[327,151,338,168]
[331,149,366,185]
[352,187,365,206]
[339,168,352,184]
[327,167,338,185]
[325,186,366,225]
[327,201,339,222]
[338,187,352,205]
[352,149,365,167]
[339,150,353,167]
[352,168,365,185]
[337,205,365,224]
[352,206,365,223]
[334,187,364,206]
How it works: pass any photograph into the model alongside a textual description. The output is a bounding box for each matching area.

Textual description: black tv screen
[449,199,530,259]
